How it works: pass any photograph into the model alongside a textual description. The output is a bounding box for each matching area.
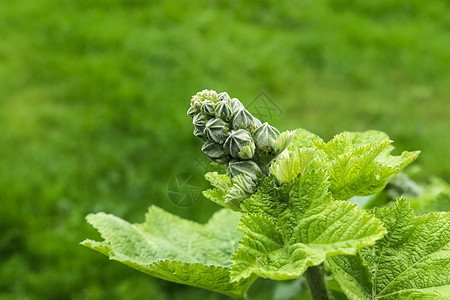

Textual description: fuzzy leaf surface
[203,172,232,208]
[313,130,420,200]
[328,198,450,299]
[82,206,255,298]
[230,169,386,282]
[287,128,323,150]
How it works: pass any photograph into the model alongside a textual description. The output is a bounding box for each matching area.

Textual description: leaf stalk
[304,265,328,300]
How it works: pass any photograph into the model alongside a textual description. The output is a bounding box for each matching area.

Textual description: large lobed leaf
[328,198,450,299]
[81,206,256,298]
[229,169,387,282]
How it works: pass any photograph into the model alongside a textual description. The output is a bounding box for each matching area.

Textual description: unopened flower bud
[253,117,262,129]
[228,160,262,179]
[187,105,199,118]
[191,89,218,105]
[253,122,280,148]
[230,98,244,114]
[193,113,209,128]
[204,118,229,143]
[218,92,231,102]
[189,90,286,177]
[252,122,281,164]
[246,117,262,134]
[224,129,254,158]
[238,143,255,160]
[201,100,215,116]
[215,100,233,121]
[233,108,255,129]
[194,127,207,141]
[202,141,230,163]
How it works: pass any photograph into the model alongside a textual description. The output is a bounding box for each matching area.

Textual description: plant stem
[304,265,328,300]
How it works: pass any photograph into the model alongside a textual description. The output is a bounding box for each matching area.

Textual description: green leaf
[285,129,419,200]
[328,198,450,299]
[82,206,256,298]
[269,148,317,184]
[230,169,386,282]
[272,130,296,155]
[204,171,259,211]
[314,131,420,200]
[350,129,390,146]
[287,128,323,150]
[203,172,232,208]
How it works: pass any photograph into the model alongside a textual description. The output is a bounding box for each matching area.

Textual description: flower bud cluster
[188,89,292,180]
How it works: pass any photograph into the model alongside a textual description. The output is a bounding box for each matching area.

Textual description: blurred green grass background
[0,0,449,299]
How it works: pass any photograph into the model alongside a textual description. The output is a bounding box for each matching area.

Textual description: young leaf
[204,171,259,211]
[328,198,450,299]
[286,129,419,201]
[269,148,317,184]
[81,206,256,298]
[203,172,232,208]
[229,169,387,282]
[314,131,420,200]
[287,128,323,150]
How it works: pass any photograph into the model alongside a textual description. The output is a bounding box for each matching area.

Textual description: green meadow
[0,0,449,299]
